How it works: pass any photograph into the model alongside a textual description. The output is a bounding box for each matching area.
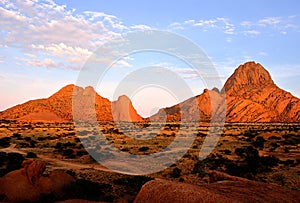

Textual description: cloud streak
[169,17,235,35]
[169,15,299,37]
[0,0,151,70]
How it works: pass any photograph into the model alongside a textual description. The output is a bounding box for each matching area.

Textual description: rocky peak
[223,61,275,93]
[116,95,131,102]
[49,84,79,99]
[112,95,143,122]
[82,86,96,96]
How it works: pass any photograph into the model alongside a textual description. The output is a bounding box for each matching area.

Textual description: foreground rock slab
[134,179,300,203]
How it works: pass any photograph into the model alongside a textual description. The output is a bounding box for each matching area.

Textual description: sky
[1,0,300,117]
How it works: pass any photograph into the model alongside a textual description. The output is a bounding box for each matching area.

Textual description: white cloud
[15,56,62,68]
[258,17,282,27]
[170,15,298,37]
[240,21,252,28]
[130,24,152,31]
[193,19,217,27]
[183,20,195,25]
[24,53,37,58]
[0,0,152,70]
[217,18,235,35]
[243,30,260,36]
[169,17,235,35]
[168,22,184,30]
[28,58,62,68]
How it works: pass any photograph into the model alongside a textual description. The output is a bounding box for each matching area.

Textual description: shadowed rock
[0,160,75,202]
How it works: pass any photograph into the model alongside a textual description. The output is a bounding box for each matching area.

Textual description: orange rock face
[0,84,144,122]
[112,95,144,122]
[134,179,300,203]
[151,61,300,123]
[223,62,300,122]
[0,61,299,123]
[0,160,75,202]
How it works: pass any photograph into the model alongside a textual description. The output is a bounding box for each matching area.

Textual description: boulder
[0,160,75,202]
[134,179,300,203]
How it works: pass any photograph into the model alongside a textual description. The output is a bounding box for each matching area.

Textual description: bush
[76,149,88,156]
[272,173,286,186]
[229,146,279,177]
[64,179,113,202]
[26,152,37,158]
[12,133,21,138]
[55,142,63,150]
[24,137,32,142]
[139,146,149,152]
[192,161,206,178]
[30,140,37,148]
[252,136,266,149]
[244,130,258,139]
[0,137,11,148]
[170,167,181,178]
[62,149,75,158]
[223,149,231,155]
[113,176,153,189]
[5,153,24,173]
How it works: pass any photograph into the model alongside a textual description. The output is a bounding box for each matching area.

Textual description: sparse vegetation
[0,120,299,201]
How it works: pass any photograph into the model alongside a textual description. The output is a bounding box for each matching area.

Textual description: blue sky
[1,0,300,116]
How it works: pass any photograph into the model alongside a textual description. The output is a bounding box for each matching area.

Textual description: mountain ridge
[0,61,299,123]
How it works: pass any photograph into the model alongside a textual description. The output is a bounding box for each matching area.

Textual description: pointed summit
[112,95,144,122]
[49,84,80,99]
[223,61,275,94]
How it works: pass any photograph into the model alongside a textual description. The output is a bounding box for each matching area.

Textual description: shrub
[229,146,279,177]
[62,149,75,158]
[24,137,32,142]
[223,149,231,155]
[26,152,37,158]
[6,153,24,172]
[170,167,181,178]
[192,161,206,178]
[244,130,258,139]
[76,149,88,156]
[63,179,113,202]
[0,137,11,148]
[113,176,153,188]
[55,142,63,150]
[252,136,266,149]
[12,133,21,138]
[139,146,149,152]
[29,140,37,148]
[272,173,286,186]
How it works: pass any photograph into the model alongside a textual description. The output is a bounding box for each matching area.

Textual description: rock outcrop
[134,179,300,203]
[224,62,300,122]
[0,160,75,202]
[151,61,300,122]
[112,95,143,122]
[0,61,299,123]
[0,85,144,122]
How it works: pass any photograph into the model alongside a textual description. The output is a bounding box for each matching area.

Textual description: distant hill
[0,61,299,123]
